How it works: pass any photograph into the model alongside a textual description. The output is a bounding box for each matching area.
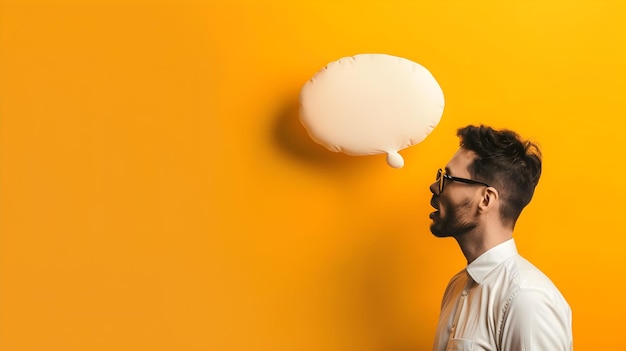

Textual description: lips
[429,196,440,219]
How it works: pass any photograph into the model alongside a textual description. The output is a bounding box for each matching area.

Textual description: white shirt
[433,239,572,351]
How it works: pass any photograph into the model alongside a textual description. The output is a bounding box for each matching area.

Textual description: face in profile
[429,149,483,238]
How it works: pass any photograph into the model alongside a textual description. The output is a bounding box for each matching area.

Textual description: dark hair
[457,125,542,227]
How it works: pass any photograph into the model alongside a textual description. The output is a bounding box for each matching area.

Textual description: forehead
[445,148,477,176]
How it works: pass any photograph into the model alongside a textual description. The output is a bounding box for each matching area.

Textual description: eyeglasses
[436,168,491,193]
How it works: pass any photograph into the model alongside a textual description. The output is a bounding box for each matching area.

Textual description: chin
[429,224,447,238]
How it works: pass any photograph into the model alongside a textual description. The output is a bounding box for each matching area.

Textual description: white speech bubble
[299,54,445,168]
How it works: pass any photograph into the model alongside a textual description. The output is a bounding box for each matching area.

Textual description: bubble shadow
[271,95,368,172]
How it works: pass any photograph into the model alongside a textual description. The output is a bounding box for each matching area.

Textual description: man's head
[457,125,542,228]
[429,125,542,237]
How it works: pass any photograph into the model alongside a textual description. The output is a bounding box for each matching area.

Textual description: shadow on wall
[322,221,432,351]
[272,94,432,350]
[271,94,377,174]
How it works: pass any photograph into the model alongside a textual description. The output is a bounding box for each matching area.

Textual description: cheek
[439,194,473,217]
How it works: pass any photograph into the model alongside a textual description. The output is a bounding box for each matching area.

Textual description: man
[429,125,572,350]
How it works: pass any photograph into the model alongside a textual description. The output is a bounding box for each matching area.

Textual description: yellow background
[1,0,624,350]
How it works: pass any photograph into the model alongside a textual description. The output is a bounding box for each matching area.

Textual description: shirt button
[461,290,468,296]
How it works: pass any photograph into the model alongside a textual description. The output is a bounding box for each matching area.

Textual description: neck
[455,225,513,264]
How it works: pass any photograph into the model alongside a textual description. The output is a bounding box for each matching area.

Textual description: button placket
[449,278,473,340]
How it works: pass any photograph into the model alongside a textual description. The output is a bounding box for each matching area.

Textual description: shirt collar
[466,239,518,284]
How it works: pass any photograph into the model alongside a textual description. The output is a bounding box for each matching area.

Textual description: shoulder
[498,256,572,349]
[500,287,572,349]
[509,255,563,293]
[501,255,571,312]
[486,254,572,321]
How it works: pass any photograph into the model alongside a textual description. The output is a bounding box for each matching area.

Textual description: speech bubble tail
[386,151,404,168]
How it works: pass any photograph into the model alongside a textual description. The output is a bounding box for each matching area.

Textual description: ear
[478,187,499,213]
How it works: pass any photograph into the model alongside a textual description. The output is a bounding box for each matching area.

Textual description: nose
[429,181,439,195]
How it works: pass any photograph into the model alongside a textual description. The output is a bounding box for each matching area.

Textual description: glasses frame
[437,168,491,193]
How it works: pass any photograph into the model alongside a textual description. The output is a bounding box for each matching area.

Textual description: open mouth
[429,196,440,219]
